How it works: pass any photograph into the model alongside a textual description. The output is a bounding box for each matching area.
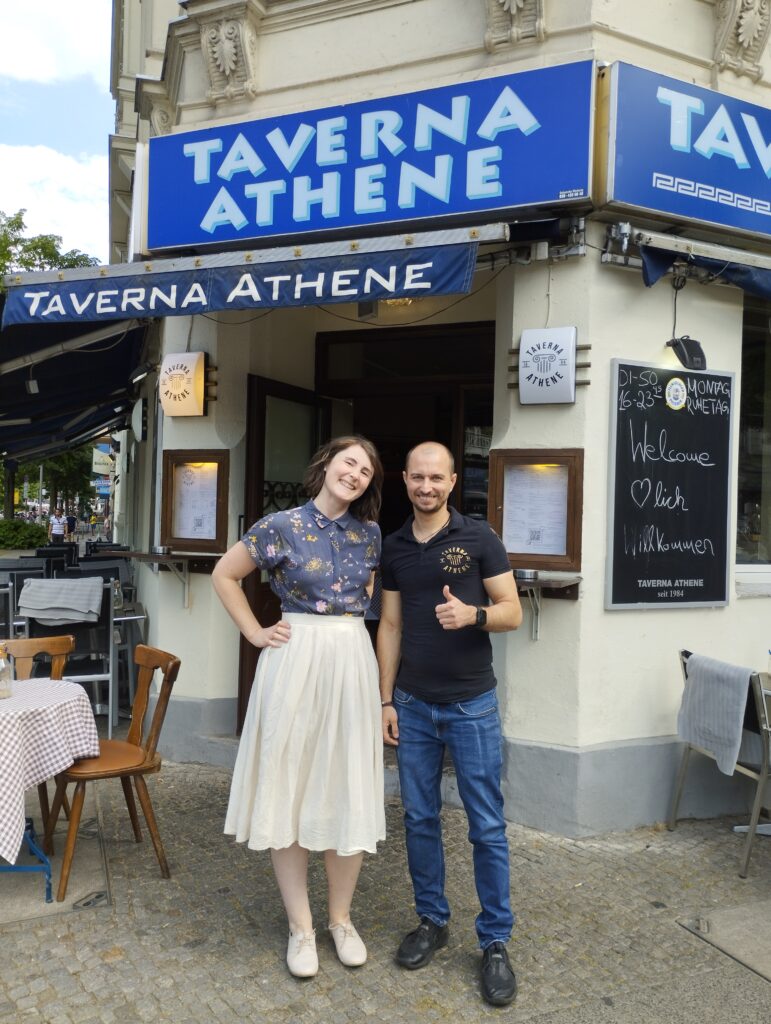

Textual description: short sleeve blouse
[241,500,381,615]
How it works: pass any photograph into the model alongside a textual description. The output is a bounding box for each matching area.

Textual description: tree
[1,211,100,518]
[0,209,98,279]
[19,447,94,515]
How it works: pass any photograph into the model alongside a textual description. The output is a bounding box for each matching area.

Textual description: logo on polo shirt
[440,546,471,575]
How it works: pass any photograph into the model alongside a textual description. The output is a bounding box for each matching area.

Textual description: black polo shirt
[380,508,512,702]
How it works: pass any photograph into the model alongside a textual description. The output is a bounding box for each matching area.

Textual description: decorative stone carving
[200,14,259,102]
[149,100,175,137]
[715,0,771,81]
[484,0,545,53]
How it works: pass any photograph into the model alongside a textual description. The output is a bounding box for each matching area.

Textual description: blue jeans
[394,686,514,949]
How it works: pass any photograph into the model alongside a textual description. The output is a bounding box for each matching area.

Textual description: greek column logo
[440,546,471,575]
[521,340,567,389]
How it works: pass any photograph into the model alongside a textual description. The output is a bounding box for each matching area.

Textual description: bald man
[377,442,522,1007]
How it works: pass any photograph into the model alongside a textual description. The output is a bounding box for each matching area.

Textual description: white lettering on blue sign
[360,110,405,159]
[178,86,540,235]
[147,63,594,249]
[218,133,266,180]
[657,85,770,175]
[17,260,441,321]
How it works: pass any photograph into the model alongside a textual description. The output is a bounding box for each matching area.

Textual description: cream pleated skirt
[224,613,385,856]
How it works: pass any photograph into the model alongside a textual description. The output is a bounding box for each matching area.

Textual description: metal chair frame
[668,649,771,877]
[21,581,119,737]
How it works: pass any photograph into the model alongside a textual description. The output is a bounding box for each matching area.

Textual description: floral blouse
[241,500,381,615]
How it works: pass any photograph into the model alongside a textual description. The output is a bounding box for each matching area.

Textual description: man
[377,442,522,1007]
[65,511,78,542]
[48,506,67,543]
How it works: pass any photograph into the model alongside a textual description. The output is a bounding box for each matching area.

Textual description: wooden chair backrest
[128,644,181,756]
[5,634,76,680]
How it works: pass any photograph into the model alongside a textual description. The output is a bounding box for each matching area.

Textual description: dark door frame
[236,375,328,730]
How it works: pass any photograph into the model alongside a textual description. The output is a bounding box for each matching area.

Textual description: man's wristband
[381,700,394,708]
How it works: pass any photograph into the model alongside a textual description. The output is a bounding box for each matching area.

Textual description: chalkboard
[606,360,734,609]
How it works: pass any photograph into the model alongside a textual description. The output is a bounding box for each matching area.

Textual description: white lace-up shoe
[329,921,367,967]
[286,929,318,977]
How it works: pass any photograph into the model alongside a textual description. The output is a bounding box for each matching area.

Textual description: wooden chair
[4,635,76,832]
[44,644,181,902]
[5,634,75,681]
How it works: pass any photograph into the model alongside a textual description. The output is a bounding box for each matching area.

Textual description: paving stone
[2,761,771,1022]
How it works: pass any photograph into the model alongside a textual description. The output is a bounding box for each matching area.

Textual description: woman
[213,436,385,979]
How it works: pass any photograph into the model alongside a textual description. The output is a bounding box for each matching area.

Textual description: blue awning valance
[630,225,771,301]
[0,225,506,328]
[641,245,771,300]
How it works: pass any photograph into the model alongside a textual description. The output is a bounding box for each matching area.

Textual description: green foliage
[18,446,94,509]
[0,209,98,282]
[0,519,47,550]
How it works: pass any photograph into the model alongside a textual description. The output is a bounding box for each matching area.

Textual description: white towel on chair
[677,654,753,775]
[18,577,104,625]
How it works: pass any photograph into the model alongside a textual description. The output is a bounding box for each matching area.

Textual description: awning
[633,226,771,300]
[0,305,147,460]
[1,225,507,328]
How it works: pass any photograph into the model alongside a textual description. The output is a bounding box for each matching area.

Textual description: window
[737,298,771,566]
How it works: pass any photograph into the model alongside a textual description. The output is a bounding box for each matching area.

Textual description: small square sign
[518,326,577,404]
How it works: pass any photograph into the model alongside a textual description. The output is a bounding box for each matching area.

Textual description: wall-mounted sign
[91,448,114,475]
[606,360,734,609]
[518,326,577,404]
[147,61,594,250]
[607,62,771,240]
[159,352,206,417]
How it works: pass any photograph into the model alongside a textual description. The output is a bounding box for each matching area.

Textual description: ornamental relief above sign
[484,0,546,53]
[714,0,771,81]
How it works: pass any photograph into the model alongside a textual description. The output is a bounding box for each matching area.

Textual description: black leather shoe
[395,917,449,969]
[480,942,517,1006]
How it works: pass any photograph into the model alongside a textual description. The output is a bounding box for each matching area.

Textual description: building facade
[92,0,771,835]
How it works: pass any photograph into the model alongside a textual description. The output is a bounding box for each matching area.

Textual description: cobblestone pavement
[2,762,770,1023]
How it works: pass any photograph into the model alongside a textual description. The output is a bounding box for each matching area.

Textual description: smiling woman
[211,435,385,977]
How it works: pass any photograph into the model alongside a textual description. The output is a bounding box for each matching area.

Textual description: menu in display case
[488,449,584,571]
[161,449,229,553]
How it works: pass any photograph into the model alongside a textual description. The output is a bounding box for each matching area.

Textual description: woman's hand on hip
[249,621,291,648]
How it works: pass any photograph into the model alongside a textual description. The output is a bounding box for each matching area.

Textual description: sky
[0,2,115,264]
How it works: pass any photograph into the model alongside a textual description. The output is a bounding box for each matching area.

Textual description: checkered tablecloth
[0,678,100,865]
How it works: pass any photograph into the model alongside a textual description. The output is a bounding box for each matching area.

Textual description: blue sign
[147,62,594,250]
[1,244,478,326]
[608,63,771,238]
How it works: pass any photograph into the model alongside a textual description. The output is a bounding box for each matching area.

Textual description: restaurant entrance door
[316,321,495,539]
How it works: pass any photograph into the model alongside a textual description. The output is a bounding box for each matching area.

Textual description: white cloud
[0,145,109,263]
[0,2,112,90]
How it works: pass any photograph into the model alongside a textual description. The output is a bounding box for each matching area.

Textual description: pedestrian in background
[48,507,67,543]
[213,436,385,979]
[378,441,522,1007]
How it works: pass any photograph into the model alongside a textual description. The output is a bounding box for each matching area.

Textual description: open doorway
[316,320,495,537]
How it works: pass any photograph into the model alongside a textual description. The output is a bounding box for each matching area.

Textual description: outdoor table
[0,678,99,866]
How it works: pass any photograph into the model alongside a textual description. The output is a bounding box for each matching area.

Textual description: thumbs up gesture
[435,584,475,631]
